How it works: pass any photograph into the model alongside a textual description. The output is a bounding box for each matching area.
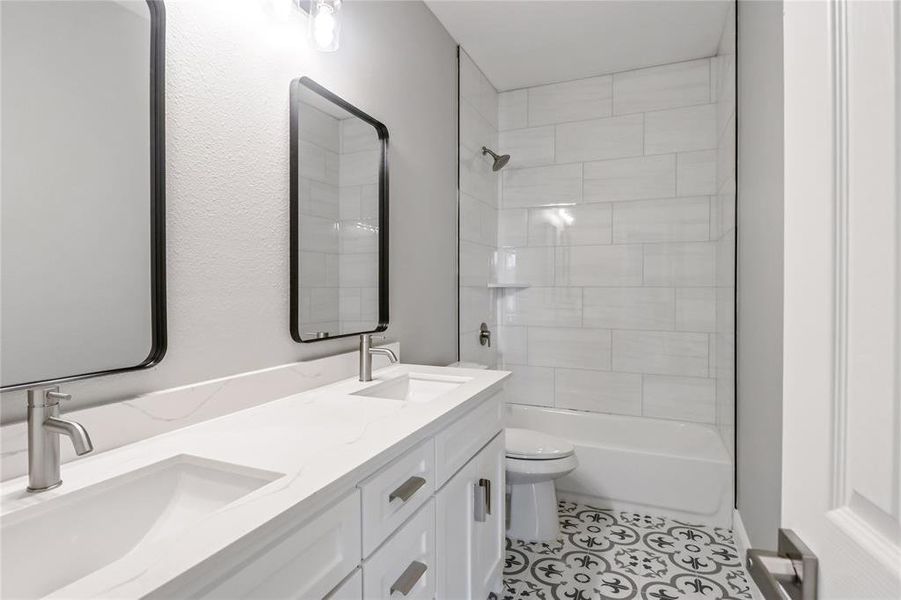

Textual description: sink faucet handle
[45,391,72,403]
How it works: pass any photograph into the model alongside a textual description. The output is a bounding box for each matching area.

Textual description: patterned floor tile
[503,500,754,600]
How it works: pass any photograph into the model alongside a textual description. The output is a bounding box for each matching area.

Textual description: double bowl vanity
[0,364,509,599]
[1,4,503,598]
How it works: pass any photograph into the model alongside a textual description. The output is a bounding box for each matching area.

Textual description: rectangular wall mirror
[0,0,166,391]
[290,77,388,342]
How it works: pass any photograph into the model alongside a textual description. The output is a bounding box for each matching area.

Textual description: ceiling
[424,1,731,91]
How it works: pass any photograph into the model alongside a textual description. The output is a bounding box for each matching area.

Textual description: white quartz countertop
[0,364,509,599]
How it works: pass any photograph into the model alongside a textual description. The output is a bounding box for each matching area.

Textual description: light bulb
[309,0,341,52]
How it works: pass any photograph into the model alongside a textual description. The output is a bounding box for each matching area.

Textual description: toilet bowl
[505,427,578,542]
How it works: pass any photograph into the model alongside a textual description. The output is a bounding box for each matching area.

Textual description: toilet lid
[506,428,574,460]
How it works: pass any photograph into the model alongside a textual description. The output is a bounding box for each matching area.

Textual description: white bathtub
[506,404,734,527]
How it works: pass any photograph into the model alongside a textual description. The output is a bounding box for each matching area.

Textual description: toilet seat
[506,453,579,479]
[505,428,574,460]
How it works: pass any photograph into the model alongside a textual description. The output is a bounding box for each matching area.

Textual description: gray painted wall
[736,0,784,550]
[0,0,458,422]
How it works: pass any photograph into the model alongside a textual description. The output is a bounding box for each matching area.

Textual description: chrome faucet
[359,334,398,382]
[26,386,94,492]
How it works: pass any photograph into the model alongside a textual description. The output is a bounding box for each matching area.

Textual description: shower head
[482,146,511,172]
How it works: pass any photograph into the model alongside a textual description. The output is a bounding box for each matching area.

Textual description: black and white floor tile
[503,500,754,600]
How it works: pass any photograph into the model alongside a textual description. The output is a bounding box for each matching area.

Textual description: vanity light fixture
[296,0,342,52]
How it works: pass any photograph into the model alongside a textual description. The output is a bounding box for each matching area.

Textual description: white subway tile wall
[459,51,499,367]
[556,368,642,415]
[612,59,711,116]
[555,114,644,163]
[644,104,717,155]
[582,287,675,331]
[501,163,582,208]
[528,327,612,370]
[582,154,676,203]
[498,89,528,131]
[527,76,612,126]
[498,126,555,168]
[494,247,556,286]
[500,287,582,328]
[492,53,733,428]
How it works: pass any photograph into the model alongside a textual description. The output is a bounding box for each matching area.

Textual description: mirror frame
[289,76,389,343]
[1,0,167,392]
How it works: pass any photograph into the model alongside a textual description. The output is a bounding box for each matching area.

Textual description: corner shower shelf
[487,283,531,289]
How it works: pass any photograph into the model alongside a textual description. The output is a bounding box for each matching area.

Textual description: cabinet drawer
[363,500,436,600]
[325,568,362,600]
[187,490,361,599]
[359,438,435,557]
[435,390,503,486]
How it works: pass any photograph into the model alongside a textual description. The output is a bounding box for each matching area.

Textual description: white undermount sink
[352,372,472,403]
[0,455,282,599]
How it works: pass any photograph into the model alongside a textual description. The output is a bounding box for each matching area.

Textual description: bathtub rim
[505,404,732,465]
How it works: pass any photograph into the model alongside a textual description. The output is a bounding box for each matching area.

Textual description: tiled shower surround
[459,49,501,367]
[459,17,736,446]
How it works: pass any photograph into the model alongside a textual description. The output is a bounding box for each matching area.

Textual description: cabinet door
[473,433,505,599]
[434,451,479,600]
[435,432,505,600]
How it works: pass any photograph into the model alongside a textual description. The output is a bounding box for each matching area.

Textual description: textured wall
[0,0,458,422]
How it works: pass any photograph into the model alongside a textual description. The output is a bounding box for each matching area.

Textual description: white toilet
[505,427,578,542]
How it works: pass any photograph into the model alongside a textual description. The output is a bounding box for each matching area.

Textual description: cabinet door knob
[390,560,427,596]
[388,476,426,504]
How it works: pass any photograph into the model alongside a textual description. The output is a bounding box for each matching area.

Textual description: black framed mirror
[290,77,388,342]
[0,0,167,391]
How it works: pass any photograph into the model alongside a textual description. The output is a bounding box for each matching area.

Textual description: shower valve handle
[479,323,491,347]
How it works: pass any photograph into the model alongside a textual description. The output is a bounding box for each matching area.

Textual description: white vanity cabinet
[357,389,504,600]
[159,387,506,600]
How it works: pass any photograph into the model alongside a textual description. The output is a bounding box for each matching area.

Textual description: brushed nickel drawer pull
[388,476,426,504]
[473,478,491,522]
[480,478,491,515]
[390,560,427,596]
